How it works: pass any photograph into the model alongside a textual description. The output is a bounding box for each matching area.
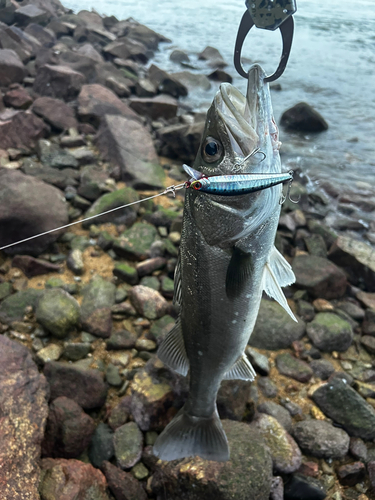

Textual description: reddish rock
[78,83,139,127]
[297,462,319,478]
[0,110,49,150]
[0,49,26,86]
[129,94,178,120]
[136,257,167,277]
[32,96,78,130]
[337,461,366,486]
[102,461,147,500]
[44,361,108,410]
[3,86,33,109]
[12,255,60,277]
[148,64,188,98]
[42,396,96,458]
[33,64,85,101]
[0,336,49,500]
[368,461,375,493]
[129,285,168,320]
[81,307,113,338]
[40,458,109,500]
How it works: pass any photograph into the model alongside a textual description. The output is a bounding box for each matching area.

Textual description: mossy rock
[306,312,353,352]
[0,289,42,324]
[36,289,80,338]
[83,187,139,228]
[113,222,158,260]
[0,282,12,301]
[80,275,116,318]
[113,263,139,285]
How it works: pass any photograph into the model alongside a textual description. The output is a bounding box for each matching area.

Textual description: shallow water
[63,0,375,192]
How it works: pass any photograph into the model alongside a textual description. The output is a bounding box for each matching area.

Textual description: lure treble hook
[234,0,296,82]
[280,170,300,205]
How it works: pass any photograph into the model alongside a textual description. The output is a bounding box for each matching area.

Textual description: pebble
[246,346,270,375]
[283,474,326,500]
[36,288,80,339]
[309,359,335,380]
[337,462,366,486]
[63,342,91,361]
[114,421,143,469]
[102,460,147,500]
[276,352,313,383]
[135,338,156,351]
[257,377,278,398]
[257,401,293,432]
[106,329,138,350]
[129,285,168,320]
[131,462,149,480]
[306,312,353,352]
[36,343,63,363]
[88,423,115,469]
[349,437,368,461]
[106,363,122,387]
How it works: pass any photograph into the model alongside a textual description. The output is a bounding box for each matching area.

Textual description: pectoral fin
[223,353,256,381]
[262,259,298,322]
[226,247,253,300]
[157,317,189,376]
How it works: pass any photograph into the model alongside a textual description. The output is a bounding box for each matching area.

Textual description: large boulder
[95,114,165,189]
[128,94,178,120]
[280,102,328,132]
[33,64,85,101]
[32,96,78,130]
[0,169,68,255]
[0,110,49,150]
[0,48,26,85]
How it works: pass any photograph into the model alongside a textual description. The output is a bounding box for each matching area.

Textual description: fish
[153,64,297,462]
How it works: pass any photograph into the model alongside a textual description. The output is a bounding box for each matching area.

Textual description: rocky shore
[0,1,375,500]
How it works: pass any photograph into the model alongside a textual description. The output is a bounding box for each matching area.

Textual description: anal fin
[157,318,189,376]
[226,247,253,300]
[223,353,256,381]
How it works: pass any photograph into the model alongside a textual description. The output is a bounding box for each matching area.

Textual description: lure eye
[193,181,202,190]
[202,136,222,163]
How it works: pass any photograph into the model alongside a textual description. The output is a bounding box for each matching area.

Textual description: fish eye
[202,136,222,163]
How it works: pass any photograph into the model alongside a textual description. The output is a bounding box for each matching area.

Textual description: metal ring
[234,11,294,82]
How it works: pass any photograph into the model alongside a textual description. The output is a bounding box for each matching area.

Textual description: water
[63,0,375,192]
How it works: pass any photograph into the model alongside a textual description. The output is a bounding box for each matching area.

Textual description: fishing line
[0,183,186,251]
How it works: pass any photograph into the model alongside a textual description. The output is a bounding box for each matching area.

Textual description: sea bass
[153,64,297,462]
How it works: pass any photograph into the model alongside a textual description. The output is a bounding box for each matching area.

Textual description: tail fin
[153,405,229,462]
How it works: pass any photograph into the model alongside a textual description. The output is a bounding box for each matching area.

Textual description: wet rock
[129,285,168,320]
[77,42,103,63]
[32,96,77,130]
[0,288,42,324]
[37,139,79,169]
[329,235,375,291]
[105,74,131,98]
[257,376,278,398]
[4,85,32,109]
[114,421,143,469]
[12,254,60,277]
[106,329,137,350]
[283,474,326,500]
[82,187,139,228]
[40,458,109,500]
[172,70,211,90]
[102,460,147,500]
[108,397,131,431]
[42,396,95,458]
[44,361,108,410]
[361,335,375,354]
[170,49,190,64]
[33,64,84,101]
[151,420,272,500]
[280,102,328,132]
[309,359,335,380]
[36,288,80,339]
[103,38,149,63]
[113,222,158,260]
[306,312,353,352]
[78,83,139,127]
[80,275,116,338]
[24,23,56,46]
[36,343,63,364]
[0,109,49,150]
[368,461,375,493]
[198,45,226,67]
[349,437,367,461]
[148,64,188,98]
[77,165,107,201]
[0,281,12,301]
[293,254,347,299]
[113,263,138,285]
[270,476,284,500]
[245,347,270,375]
[337,462,366,486]
[297,299,315,322]
[63,342,91,361]
[95,114,165,189]
[276,353,313,382]
[0,49,26,86]
[208,69,233,82]
[258,401,293,432]
[129,94,178,120]
[250,299,305,350]
[293,420,349,459]
[88,423,114,469]
[67,248,84,275]
[0,336,49,500]
[312,377,375,439]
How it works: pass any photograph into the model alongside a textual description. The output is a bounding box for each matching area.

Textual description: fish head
[187,64,282,246]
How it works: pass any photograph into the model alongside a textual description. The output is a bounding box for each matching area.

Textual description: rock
[36,288,80,339]
[111,19,169,49]
[82,187,139,228]
[89,423,115,468]
[108,397,131,431]
[306,312,353,352]
[148,64,188,98]
[251,414,301,474]
[0,49,26,86]
[114,421,143,469]
[24,23,56,46]
[77,43,103,63]
[113,222,158,260]
[0,282,12,301]
[0,288,42,324]
[217,380,252,421]
[280,102,328,132]
[12,254,60,277]
[106,330,137,350]
[172,70,211,91]
[113,263,138,285]
[246,347,270,375]
[329,235,375,291]
[257,401,293,432]
[40,458,109,500]
[102,460,147,500]
[283,474,326,500]
[368,461,375,493]
[103,38,149,63]
[312,377,375,439]
[36,343,63,364]
[270,476,284,500]
[361,335,375,354]
[37,139,78,169]
[95,114,166,189]
[157,120,205,162]
[198,45,226,67]
[249,299,305,350]
[304,233,327,258]
[0,336,49,500]
[63,342,91,361]
[276,353,313,382]
[78,83,139,127]
[77,165,107,201]
[33,64,85,101]
[309,359,335,380]
[135,77,157,97]
[67,248,84,275]
[292,254,347,299]
[44,361,108,410]
[42,396,95,458]
[170,49,190,64]
[4,86,32,109]
[80,275,116,338]
[0,110,49,150]
[129,285,168,320]
[136,257,166,277]
[106,363,122,387]
[149,315,175,344]
[257,377,278,398]
[293,420,349,459]
[105,75,131,98]
[208,69,233,82]
[15,4,48,26]
[337,462,366,486]
[151,420,272,500]
[129,94,178,120]
[349,437,367,461]
[32,96,77,130]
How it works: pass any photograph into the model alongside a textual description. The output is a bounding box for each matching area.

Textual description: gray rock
[293,420,350,459]
[169,49,190,64]
[36,288,80,339]
[113,222,158,261]
[0,288,42,324]
[257,377,278,398]
[0,49,26,86]
[114,421,143,469]
[309,359,335,380]
[306,312,353,352]
[312,377,375,439]
[67,248,84,275]
[257,401,293,432]
[129,285,168,320]
[0,282,12,301]
[283,474,326,500]
[148,64,188,98]
[37,139,79,169]
[106,363,122,387]
[11,255,60,278]
[149,315,175,344]
[157,120,205,162]
[0,109,49,151]
[276,353,313,383]
[129,94,178,120]
[15,4,48,26]
[135,77,157,97]
[106,330,138,350]
[172,70,211,91]
[249,299,305,350]
[208,69,233,82]
[88,423,114,469]
[63,342,91,361]
[280,102,328,132]
[80,275,116,338]
[198,45,226,66]
[246,346,270,375]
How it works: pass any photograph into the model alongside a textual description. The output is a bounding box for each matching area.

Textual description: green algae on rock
[306,312,353,352]
[0,288,42,324]
[114,222,158,260]
[36,288,80,339]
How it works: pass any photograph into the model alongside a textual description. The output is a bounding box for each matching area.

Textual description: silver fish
[153,64,297,462]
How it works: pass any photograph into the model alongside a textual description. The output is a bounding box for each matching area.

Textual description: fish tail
[153,405,229,462]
